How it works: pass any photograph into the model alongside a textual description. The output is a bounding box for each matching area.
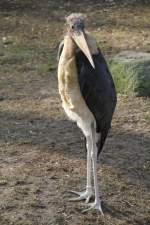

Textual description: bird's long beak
[72,31,95,69]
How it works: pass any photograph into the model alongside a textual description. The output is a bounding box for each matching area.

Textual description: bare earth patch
[0,1,150,225]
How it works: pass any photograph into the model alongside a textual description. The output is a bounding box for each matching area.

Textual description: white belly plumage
[58,55,95,136]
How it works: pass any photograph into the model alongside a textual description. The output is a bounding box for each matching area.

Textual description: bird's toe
[68,189,93,202]
[82,200,104,215]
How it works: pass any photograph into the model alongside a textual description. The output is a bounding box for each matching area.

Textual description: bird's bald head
[66,13,86,34]
[65,13,95,68]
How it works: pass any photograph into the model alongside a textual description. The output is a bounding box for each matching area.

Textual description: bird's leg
[68,135,93,203]
[82,126,103,214]
[85,135,93,202]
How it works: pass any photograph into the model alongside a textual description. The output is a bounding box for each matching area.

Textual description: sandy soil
[0,1,150,225]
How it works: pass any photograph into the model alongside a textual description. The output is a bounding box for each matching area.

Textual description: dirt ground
[0,1,150,225]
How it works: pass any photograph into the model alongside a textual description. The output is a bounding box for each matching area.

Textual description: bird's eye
[71,25,74,29]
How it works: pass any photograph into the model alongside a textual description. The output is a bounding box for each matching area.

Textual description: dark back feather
[76,50,117,131]
[76,49,117,156]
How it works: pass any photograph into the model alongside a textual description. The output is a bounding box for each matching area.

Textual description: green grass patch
[0,43,35,66]
[0,41,57,74]
[109,58,150,97]
[109,61,136,95]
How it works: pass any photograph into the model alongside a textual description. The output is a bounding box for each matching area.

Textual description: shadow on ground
[0,107,149,187]
[0,107,149,225]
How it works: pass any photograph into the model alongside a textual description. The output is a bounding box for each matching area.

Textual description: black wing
[76,49,117,155]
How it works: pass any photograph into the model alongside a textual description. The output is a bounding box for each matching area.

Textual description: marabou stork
[57,13,117,213]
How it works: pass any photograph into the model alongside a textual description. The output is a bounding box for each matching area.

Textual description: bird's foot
[68,188,93,203]
[82,199,104,215]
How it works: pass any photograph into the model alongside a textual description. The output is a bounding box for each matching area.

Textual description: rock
[109,51,150,97]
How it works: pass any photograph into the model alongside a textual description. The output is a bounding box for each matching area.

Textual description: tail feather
[97,129,109,158]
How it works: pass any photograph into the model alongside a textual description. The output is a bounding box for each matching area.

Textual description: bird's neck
[63,35,76,60]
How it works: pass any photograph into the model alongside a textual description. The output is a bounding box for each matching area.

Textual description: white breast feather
[58,53,95,136]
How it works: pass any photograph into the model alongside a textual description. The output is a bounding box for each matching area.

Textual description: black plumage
[76,49,117,156]
[58,43,117,156]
